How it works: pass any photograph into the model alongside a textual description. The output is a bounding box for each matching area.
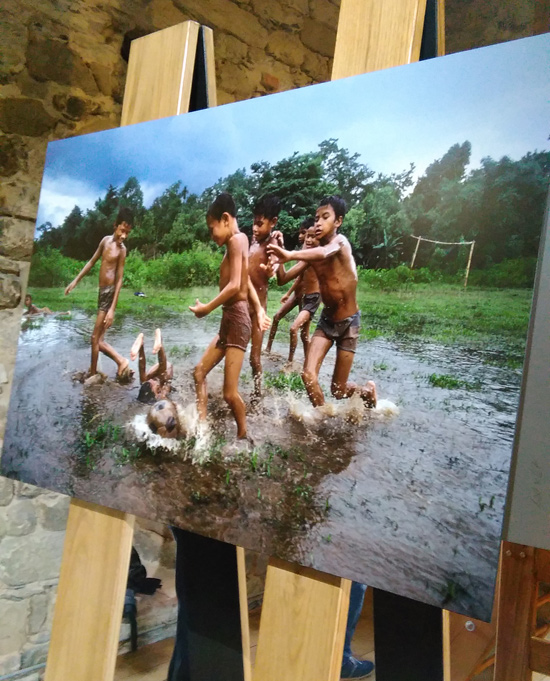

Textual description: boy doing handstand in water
[248,193,283,397]
[268,196,376,408]
[130,329,181,439]
[65,206,133,379]
[266,217,313,354]
[190,193,269,440]
[276,224,321,363]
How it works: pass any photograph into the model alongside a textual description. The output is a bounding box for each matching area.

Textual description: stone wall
[0,0,546,678]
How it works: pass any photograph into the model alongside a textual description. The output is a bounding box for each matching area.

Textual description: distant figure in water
[268,195,377,408]
[65,206,134,381]
[275,223,321,363]
[189,192,270,440]
[23,294,52,315]
[265,217,312,355]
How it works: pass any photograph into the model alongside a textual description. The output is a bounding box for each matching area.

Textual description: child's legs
[331,348,358,399]
[223,346,247,439]
[99,338,127,372]
[193,337,225,421]
[289,310,311,362]
[300,318,311,359]
[249,319,264,394]
[138,345,148,383]
[90,311,107,374]
[302,335,332,407]
[267,296,298,351]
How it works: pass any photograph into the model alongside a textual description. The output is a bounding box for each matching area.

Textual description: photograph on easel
[2,34,548,620]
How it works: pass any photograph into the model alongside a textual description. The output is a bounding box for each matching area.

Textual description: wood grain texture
[237,547,252,681]
[531,637,550,675]
[494,542,536,681]
[332,0,428,79]
[44,499,135,681]
[253,558,351,681]
[202,26,218,108]
[437,0,445,56]
[121,21,200,126]
[443,611,496,681]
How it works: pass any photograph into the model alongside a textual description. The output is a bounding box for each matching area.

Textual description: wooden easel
[43,3,444,680]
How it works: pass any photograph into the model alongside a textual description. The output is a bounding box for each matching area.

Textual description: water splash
[130,413,182,453]
[373,398,400,416]
[287,393,399,425]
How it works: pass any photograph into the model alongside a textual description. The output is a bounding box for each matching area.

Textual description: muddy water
[2,311,522,619]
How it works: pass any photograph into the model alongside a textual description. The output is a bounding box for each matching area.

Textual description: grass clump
[428,374,481,391]
[264,371,305,394]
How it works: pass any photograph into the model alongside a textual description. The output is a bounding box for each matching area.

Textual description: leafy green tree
[317,138,374,205]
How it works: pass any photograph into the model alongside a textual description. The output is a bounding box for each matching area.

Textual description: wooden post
[43,22,225,681]
[254,2,429,679]
[464,240,475,289]
[411,235,421,268]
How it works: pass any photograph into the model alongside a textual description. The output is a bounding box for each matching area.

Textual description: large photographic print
[3,35,549,619]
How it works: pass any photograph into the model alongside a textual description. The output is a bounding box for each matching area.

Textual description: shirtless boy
[24,294,52,315]
[276,224,322,363]
[190,193,269,440]
[268,196,376,408]
[131,328,173,404]
[248,193,283,397]
[265,217,312,354]
[65,206,133,379]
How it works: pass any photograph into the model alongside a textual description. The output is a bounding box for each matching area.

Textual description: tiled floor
[114,588,376,681]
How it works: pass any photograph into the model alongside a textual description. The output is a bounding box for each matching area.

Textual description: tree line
[37,139,549,274]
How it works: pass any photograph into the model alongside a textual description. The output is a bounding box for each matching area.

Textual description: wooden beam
[253,558,351,681]
[44,500,135,681]
[332,0,428,79]
[530,637,550,675]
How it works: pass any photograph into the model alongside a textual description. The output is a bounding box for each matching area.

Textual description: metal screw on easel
[519,551,526,558]
[465,620,476,632]
[506,549,512,557]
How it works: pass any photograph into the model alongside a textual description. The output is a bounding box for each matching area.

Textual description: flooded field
[1,308,522,619]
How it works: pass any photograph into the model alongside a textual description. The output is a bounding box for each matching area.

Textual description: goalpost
[409,235,476,288]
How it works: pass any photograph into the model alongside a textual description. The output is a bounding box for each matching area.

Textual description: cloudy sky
[37,34,550,229]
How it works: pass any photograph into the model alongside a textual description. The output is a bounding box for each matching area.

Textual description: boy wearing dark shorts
[190,193,269,439]
[65,207,133,379]
[268,196,376,408]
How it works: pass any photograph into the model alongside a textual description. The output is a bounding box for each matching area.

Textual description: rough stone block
[0,98,56,137]
[89,62,113,97]
[35,494,70,532]
[261,72,280,92]
[21,641,49,668]
[15,482,44,499]
[0,219,35,261]
[0,598,28,655]
[0,136,27,178]
[0,651,20,676]
[0,477,14,507]
[174,0,269,48]
[28,593,48,635]
[310,0,340,27]
[266,30,305,68]
[302,49,331,80]
[214,32,249,62]
[0,256,20,277]
[301,17,336,57]
[218,61,258,95]
[26,36,99,96]
[0,531,65,586]
[0,274,21,310]
[251,0,305,28]
[6,499,37,536]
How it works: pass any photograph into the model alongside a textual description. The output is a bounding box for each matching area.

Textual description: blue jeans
[343,581,367,663]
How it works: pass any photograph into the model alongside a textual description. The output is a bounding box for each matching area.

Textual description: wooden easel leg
[44,499,135,681]
[253,559,351,681]
[494,541,536,681]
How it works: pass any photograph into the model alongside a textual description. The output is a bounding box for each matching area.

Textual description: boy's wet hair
[138,380,156,404]
[300,217,315,232]
[253,194,281,220]
[207,192,237,221]
[25,294,32,302]
[116,206,134,227]
[318,195,347,220]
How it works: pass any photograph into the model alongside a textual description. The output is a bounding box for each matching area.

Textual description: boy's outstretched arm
[248,278,271,331]
[104,247,127,329]
[281,275,302,302]
[268,240,342,264]
[189,234,244,317]
[276,261,308,285]
[65,238,106,295]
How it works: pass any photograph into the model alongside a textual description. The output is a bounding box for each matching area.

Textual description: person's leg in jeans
[341,582,374,678]
[167,527,191,681]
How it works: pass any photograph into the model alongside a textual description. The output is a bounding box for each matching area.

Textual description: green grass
[264,371,305,393]
[428,373,481,391]
[29,282,532,353]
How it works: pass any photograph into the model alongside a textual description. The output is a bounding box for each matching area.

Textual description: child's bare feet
[130,333,144,361]
[361,380,377,408]
[116,358,133,381]
[84,372,107,386]
[152,328,162,354]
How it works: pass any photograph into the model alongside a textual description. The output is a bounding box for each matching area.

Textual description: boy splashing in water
[266,217,312,355]
[268,196,376,408]
[190,193,268,440]
[65,207,133,380]
[131,328,173,404]
[249,193,283,397]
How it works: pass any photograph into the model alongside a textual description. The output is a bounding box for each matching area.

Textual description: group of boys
[65,192,376,441]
